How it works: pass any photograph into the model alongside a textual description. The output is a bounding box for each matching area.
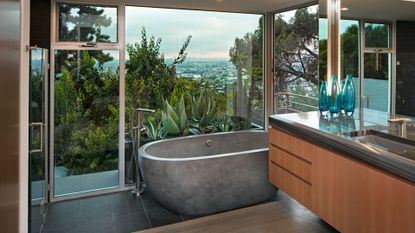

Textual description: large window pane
[341,20,360,108]
[58,3,118,43]
[365,23,390,48]
[125,7,263,145]
[363,53,391,111]
[274,6,319,114]
[54,50,119,196]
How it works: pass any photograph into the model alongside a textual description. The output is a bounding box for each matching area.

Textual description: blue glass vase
[329,75,341,117]
[340,79,346,114]
[319,80,329,117]
[342,74,356,116]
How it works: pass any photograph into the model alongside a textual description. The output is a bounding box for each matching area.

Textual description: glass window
[53,50,120,196]
[365,23,390,48]
[319,17,328,81]
[58,3,118,43]
[124,7,263,146]
[341,20,360,108]
[363,53,391,111]
[274,6,319,114]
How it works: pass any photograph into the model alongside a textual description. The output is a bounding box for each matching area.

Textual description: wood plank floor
[137,193,338,233]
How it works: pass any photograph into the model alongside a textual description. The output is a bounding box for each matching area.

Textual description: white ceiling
[322,0,415,22]
[122,0,316,13]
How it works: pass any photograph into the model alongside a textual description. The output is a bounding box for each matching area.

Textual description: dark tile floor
[38,191,190,233]
[31,190,336,233]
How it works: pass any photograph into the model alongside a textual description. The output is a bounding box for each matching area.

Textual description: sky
[319,19,358,40]
[125,7,261,60]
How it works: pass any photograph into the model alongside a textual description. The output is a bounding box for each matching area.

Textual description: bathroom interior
[1,0,415,232]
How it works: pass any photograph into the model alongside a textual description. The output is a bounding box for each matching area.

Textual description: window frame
[55,1,120,46]
[50,0,127,202]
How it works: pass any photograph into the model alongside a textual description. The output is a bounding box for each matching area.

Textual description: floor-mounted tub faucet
[128,108,156,196]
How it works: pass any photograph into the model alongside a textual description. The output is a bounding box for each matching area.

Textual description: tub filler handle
[205,139,213,147]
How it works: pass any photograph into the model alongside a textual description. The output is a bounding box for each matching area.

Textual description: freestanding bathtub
[139,130,277,216]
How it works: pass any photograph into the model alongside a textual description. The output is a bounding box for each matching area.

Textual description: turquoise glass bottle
[329,75,341,117]
[342,74,356,116]
[341,78,346,114]
[319,80,329,117]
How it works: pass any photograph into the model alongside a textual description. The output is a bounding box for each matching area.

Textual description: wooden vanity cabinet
[268,128,312,209]
[269,127,415,233]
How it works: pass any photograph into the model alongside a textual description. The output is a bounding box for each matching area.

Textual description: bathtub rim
[139,130,268,162]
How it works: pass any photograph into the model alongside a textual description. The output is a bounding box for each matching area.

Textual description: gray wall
[0,0,22,232]
[396,20,415,116]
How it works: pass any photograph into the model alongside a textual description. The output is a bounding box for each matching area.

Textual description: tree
[54,51,119,175]
[126,27,192,112]
[229,17,263,127]
[58,4,113,42]
[274,8,319,94]
[341,24,359,78]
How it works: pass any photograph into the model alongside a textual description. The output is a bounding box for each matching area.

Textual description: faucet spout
[388,118,412,138]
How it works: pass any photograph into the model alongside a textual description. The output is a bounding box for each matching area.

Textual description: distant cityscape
[173,59,239,93]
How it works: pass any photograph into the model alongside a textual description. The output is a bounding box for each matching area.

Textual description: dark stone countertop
[269,109,415,184]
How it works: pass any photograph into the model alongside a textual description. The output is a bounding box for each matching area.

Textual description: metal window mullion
[391,21,397,114]
[360,20,365,109]
[50,0,57,202]
[44,49,50,204]
[264,12,274,128]
[53,45,123,51]
[118,3,126,189]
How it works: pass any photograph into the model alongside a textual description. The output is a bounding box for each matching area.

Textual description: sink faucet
[388,118,412,138]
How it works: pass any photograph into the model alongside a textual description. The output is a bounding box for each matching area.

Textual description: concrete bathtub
[139,130,277,216]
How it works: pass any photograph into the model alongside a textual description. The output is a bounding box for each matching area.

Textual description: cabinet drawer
[269,128,311,162]
[269,145,311,183]
[269,161,311,208]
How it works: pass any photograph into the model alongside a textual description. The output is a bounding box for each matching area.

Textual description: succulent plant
[144,121,167,141]
[190,91,216,133]
[213,115,240,133]
[161,96,189,136]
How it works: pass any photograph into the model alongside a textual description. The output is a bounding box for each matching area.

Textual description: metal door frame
[29,47,50,206]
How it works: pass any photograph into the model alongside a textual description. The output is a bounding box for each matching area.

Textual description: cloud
[125,7,261,59]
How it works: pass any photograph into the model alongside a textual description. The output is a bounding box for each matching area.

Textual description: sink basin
[343,129,415,161]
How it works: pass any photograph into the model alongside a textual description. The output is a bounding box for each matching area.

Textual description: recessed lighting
[341,7,349,11]
[402,0,415,2]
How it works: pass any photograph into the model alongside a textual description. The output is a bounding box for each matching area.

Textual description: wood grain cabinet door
[311,145,415,233]
[310,146,358,232]
[353,163,415,233]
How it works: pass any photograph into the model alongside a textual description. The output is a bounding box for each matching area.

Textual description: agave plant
[161,96,189,136]
[144,121,167,141]
[213,115,240,133]
[190,91,216,133]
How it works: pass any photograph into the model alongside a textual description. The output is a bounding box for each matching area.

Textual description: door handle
[30,122,43,153]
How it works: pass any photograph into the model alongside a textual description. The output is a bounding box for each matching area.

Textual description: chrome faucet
[388,118,412,138]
